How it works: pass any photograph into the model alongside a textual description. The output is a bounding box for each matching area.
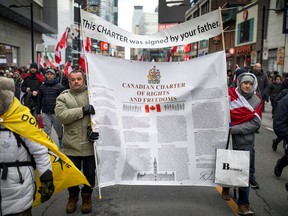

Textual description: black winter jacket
[36,79,65,114]
[273,94,288,142]
[253,70,269,100]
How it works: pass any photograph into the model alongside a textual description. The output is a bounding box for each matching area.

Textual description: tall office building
[132,6,143,33]
[99,0,118,25]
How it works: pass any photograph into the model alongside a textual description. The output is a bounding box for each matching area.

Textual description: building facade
[0,0,58,67]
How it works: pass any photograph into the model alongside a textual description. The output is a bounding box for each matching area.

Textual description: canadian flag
[55,28,69,64]
[37,53,47,69]
[79,53,86,73]
[63,61,72,77]
[85,37,92,52]
[145,104,161,113]
[167,46,177,62]
[79,40,88,72]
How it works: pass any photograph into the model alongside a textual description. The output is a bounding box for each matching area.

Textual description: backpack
[13,133,36,169]
[0,128,36,182]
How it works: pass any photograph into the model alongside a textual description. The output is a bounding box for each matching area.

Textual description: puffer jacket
[230,73,262,150]
[0,129,52,215]
[55,85,94,156]
[36,79,65,115]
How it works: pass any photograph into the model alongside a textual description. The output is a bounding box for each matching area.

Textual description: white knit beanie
[240,75,254,85]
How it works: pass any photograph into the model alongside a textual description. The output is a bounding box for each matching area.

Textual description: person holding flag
[222,72,262,215]
[0,77,54,215]
[55,69,99,214]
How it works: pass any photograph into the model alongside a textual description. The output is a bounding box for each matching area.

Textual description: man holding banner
[55,69,99,214]
[0,77,54,215]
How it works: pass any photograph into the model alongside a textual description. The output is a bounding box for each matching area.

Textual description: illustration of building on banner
[137,158,175,181]
[147,66,161,84]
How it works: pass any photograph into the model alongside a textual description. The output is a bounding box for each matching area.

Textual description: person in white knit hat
[222,72,262,216]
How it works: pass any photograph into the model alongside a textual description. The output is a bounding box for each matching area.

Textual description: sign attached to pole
[262,39,268,60]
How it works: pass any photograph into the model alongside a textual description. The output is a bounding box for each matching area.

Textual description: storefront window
[0,43,18,66]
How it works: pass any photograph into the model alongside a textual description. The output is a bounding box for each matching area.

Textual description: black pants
[68,155,96,194]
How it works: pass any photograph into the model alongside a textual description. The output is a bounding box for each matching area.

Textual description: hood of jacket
[0,77,15,115]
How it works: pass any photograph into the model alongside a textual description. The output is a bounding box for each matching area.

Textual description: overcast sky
[118,0,158,32]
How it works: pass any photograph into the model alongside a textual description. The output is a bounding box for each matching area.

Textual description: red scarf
[229,87,262,126]
[22,72,45,83]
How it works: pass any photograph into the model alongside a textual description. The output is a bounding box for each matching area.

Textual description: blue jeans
[237,146,254,205]
[238,186,250,206]
[68,155,96,194]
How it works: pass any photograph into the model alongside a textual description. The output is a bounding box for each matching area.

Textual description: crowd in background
[0,64,70,92]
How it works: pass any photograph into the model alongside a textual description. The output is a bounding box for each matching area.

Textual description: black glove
[87,126,99,142]
[82,105,95,115]
[38,180,55,203]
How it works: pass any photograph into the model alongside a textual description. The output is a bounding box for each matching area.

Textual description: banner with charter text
[81,9,221,48]
[87,51,229,187]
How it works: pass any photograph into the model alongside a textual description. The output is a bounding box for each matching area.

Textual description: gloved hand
[38,180,55,203]
[82,105,95,115]
[87,126,99,142]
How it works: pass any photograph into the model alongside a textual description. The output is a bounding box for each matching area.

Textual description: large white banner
[81,9,222,48]
[87,51,229,187]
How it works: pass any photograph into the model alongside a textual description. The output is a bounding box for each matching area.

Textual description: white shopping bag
[214,149,250,187]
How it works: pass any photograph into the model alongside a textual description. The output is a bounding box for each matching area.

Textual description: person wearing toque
[21,63,44,120]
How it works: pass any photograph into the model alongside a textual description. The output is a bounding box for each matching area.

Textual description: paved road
[32,102,288,216]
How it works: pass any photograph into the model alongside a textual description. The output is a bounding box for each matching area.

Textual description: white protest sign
[87,51,229,187]
[81,9,222,48]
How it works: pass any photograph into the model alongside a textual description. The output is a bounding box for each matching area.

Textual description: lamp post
[9,1,34,62]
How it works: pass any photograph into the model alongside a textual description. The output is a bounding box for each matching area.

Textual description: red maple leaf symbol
[150,106,155,111]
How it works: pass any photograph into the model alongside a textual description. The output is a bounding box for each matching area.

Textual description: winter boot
[274,157,287,177]
[81,193,92,214]
[221,187,231,201]
[66,192,79,213]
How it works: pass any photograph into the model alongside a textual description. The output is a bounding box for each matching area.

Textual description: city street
[32,103,288,216]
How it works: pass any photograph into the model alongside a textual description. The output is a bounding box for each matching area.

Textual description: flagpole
[80,8,103,200]
[218,7,226,51]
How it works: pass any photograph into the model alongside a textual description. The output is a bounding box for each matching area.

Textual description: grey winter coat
[55,85,94,156]
[230,73,262,150]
